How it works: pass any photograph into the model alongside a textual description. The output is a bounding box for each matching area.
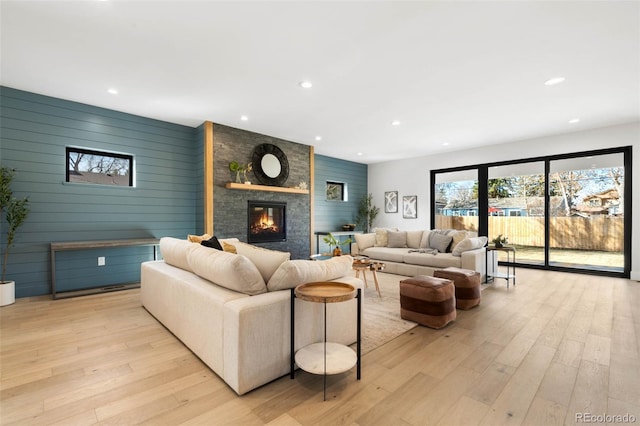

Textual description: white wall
[368,122,640,280]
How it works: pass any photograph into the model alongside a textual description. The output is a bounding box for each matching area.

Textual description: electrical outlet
[98,256,106,266]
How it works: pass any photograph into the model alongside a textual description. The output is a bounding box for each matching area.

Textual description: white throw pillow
[160,237,196,272]
[374,229,389,247]
[232,241,291,283]
[187,245,267,295]
[354,233,376,251]
[450,231,471,252]
[419,230,432,248]
[452,237,488,257]
[267,255,353,291]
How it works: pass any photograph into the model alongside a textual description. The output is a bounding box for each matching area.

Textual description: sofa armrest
[351,242,360,255]
[460,247,491,282]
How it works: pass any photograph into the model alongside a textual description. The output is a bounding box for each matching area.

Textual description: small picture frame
[403,195,417,219]
[384,191,398,213]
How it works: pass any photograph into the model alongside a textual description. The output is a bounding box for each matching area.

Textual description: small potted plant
[229,161,253,184]
[323,233,352,256]
[1,167,30,306]
[491,234,508,248]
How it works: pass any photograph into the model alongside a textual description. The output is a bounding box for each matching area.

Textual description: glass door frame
[430,146,632,279]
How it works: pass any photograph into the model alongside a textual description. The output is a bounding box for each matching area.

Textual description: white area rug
[357,271,417,354]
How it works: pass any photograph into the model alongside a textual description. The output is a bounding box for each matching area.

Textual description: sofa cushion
[232,241,291,282]
[187,245,267,295]
[403,252,462,269]
[387,231,408,248]
[406,230,423,249]
[354,233,376,251]
[160,237,197,272]
[267,255,353,291]
[452,237,488,257]
[429,232,453,253]
[360,247,407,263]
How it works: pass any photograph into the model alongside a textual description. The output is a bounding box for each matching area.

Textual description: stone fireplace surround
[212,124,311,259]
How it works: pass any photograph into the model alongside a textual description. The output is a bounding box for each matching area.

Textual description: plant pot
[333,247,342,256]
[495,242,503,248]
[0,281,15,306]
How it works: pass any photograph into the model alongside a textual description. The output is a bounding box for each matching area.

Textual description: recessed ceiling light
[442,142,450,146]
[391,120,401,126]
[568,118,580,124]
[240,115,248,121]
[107,88,118,95]
[299,81,313,89]
[315,136,322,141]
[544,77,565,86]
[357,152,363,156]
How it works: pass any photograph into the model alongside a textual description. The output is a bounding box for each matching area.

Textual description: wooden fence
[435,216,624,252]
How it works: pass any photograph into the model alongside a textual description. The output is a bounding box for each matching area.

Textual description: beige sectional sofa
[351,228,494,281]
[141,237,363,395]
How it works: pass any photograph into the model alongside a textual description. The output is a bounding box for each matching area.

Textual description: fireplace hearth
[248,201,286,243]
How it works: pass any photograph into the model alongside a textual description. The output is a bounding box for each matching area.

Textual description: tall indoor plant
[356,193,379,232]
[1,167,30,306]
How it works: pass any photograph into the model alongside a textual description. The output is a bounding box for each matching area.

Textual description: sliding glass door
[431,147,630,278]
[548,153,625,272]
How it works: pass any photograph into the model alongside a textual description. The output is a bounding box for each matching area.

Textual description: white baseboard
[630,270,640,282]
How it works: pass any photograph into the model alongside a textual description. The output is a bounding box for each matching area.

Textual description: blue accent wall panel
[314,154,367,253]
[0,87,198,297]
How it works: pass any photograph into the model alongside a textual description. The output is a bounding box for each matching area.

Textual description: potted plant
[491,234,508,248]
[1,167,30,306]
[229,161,253,184]
[322,233,352,256]
[355,193,380,233]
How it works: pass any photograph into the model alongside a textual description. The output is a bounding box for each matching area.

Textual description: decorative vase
[333,247,342,256]
[0,281,15,306]
[235,171,242,183]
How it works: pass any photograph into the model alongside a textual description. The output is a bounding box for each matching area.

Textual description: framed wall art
[403,195,417,219]
[384,191,398,213]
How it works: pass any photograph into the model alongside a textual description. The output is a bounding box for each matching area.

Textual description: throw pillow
[387,231,408,248]
[201,236,223,250]
[452,236,488,257]
[354,233,376,251]
[187,245,267,295]
[187,233,211,243]
[450,231,471,252]
[159,237,196,272]
[374,229,389,247]
[222,242,237,253]
[232,241,291,283]
[406,230,424,249]
[267,255,353,291]
[429,232,453,253]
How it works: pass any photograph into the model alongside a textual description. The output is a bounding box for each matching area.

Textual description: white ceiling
[1,1,639,164]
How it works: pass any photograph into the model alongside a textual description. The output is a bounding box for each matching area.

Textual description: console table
[50,238,159,299]
[314,231,362,254]
[290,282,361,400]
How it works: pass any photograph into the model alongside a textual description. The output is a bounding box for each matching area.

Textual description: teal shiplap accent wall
[314,154,367,253]
[0,87,197,297]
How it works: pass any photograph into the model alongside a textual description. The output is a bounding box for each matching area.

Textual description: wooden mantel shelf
[225,182,309,194]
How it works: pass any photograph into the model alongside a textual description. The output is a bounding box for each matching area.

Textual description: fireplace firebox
[247,201,286,243]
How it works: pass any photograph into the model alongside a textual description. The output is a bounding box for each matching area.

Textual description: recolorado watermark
[576,413,637,423]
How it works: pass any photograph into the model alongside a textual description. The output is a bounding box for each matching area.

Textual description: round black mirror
[252,144,289,186]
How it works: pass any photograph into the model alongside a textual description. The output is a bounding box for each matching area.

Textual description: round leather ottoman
[434,267,481,310]
[399,275,456,329]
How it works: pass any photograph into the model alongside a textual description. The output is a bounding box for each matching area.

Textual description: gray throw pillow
[387,231,407,248]
[429,232,453,253]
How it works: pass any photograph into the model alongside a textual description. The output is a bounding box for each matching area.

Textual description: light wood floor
[1,268,639,425]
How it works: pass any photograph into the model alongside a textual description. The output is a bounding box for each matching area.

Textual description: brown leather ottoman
[399,275,456,329]
[434,267,481,310]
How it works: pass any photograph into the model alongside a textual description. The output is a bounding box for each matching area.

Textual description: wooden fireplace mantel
[225,182,309,195]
